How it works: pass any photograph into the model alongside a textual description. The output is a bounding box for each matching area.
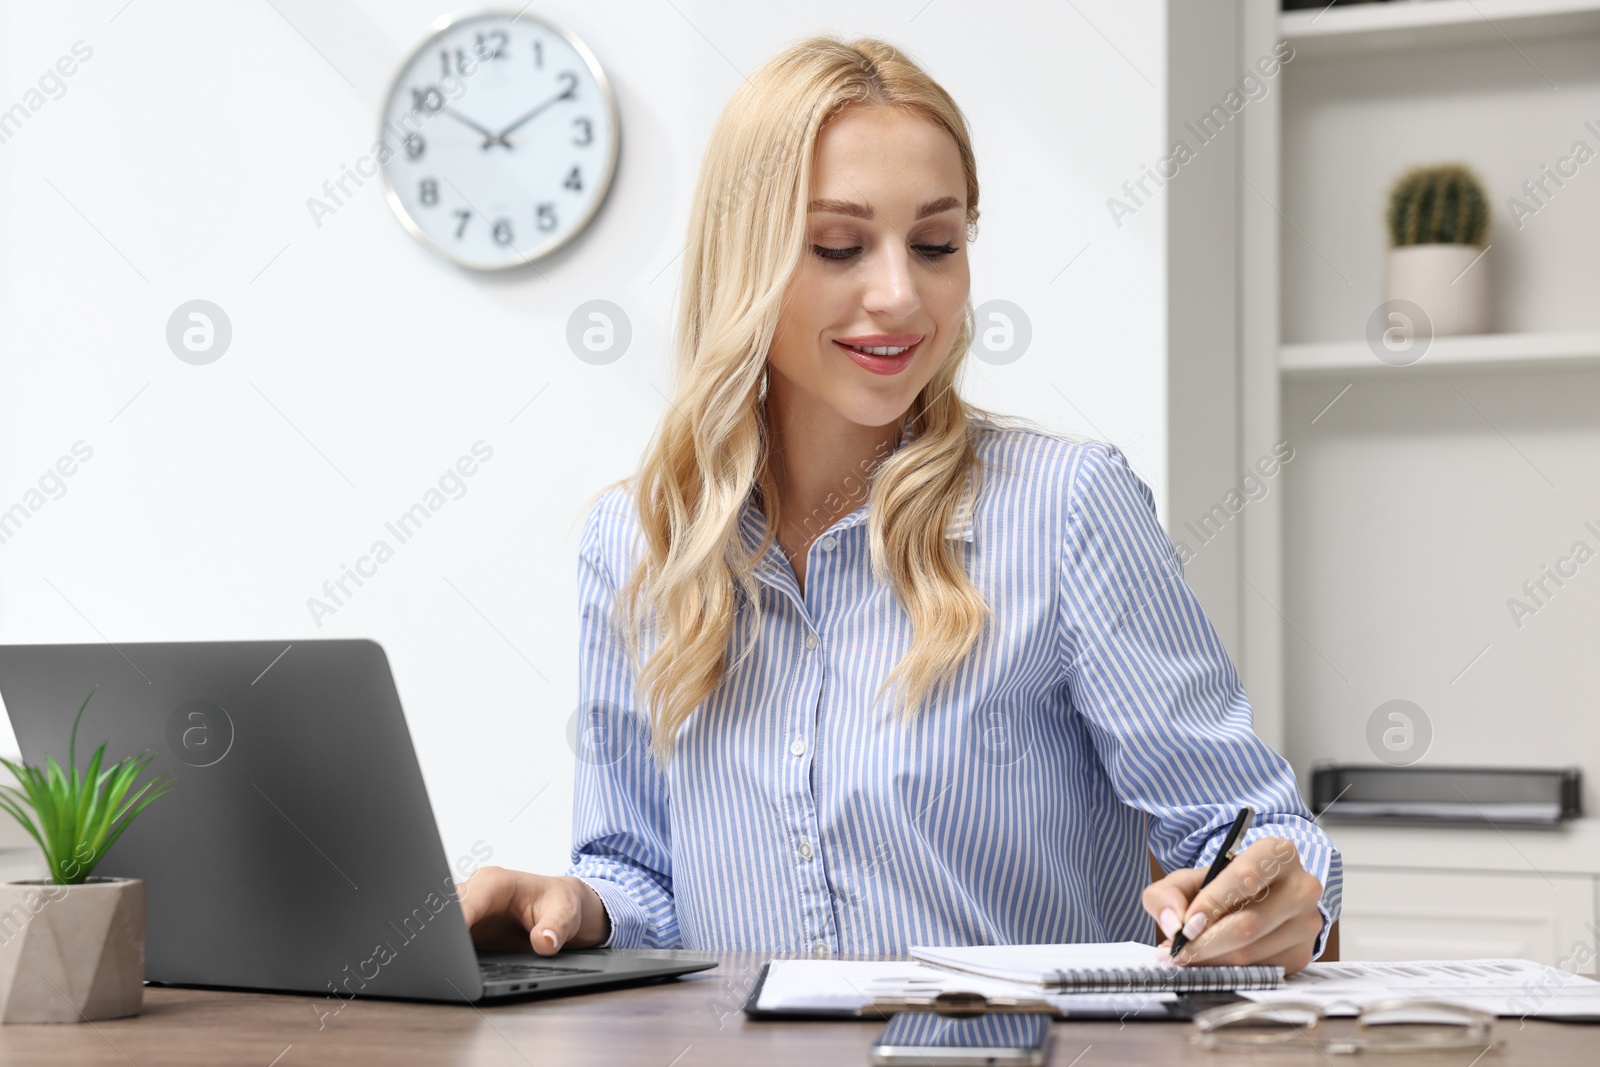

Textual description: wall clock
[379,10,620,270]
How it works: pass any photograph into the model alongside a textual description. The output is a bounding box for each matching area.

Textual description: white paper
[757,959,1175,1018]
[1241,958,1600,1019]
[907,941,1162,985]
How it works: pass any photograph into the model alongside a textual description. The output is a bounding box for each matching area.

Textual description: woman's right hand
[454,866,611,955]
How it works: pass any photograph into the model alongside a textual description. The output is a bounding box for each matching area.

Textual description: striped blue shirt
[567,422,1342,957]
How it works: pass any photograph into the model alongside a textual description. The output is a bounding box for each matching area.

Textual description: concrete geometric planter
[0,878,144,1023]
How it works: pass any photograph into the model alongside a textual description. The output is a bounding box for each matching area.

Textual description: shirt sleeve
[1056,443,1342,957]
[563,497,682,949]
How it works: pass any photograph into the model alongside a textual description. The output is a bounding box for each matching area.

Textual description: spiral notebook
[910,941,1284,993]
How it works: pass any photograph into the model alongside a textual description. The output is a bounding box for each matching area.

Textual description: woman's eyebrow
[807,195,962,221]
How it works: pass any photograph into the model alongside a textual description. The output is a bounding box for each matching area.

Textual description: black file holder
[738,962,1246,1022]
[1310,764,1582,825]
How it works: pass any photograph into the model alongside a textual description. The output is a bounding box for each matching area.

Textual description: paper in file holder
[1311,764,1582,825]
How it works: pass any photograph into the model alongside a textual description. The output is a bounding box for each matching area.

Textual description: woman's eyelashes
[811,242,960,262]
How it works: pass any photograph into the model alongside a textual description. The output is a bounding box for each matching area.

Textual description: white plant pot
[0,877,144,1023]
[1383,243,1489,337]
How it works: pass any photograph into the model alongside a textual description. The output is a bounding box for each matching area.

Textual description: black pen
[1167,806,1253,960]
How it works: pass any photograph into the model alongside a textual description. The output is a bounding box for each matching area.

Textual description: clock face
[379,11,619,270]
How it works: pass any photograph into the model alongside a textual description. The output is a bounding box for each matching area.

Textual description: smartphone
[868,1011,1051,1067]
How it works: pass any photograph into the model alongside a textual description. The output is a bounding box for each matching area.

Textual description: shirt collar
[738,422,977,561]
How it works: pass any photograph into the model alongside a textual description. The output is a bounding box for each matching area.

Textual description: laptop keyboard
[480,960,604,980]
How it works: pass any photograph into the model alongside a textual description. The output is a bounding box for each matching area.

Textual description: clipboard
[739,961,1247,1021]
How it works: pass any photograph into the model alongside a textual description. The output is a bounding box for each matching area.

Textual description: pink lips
[833,338,922,376]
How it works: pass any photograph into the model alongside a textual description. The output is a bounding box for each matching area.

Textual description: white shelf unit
[1282,0,1600,58]
[1281,330,1600,374]
[1325,819,1600,971]
[1238,0,1600,965]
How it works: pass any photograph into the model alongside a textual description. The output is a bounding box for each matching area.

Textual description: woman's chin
[827,398,919,431]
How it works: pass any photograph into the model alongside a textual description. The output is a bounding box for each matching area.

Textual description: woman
[460,35,1340,973]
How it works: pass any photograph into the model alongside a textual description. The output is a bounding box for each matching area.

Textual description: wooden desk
[0,951,1591,1066]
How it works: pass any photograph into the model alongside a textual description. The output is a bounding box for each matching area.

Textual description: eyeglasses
[1191,999,1497,1055]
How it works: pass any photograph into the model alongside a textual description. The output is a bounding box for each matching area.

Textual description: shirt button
[798,838,814,860]
[820,535,838,552]
[789,738,806,757]
[812,942,831,958]
[805,632,819,651]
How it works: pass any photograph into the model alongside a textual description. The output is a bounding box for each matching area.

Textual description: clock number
[532,39,543,69]
[419,179,438,206]
[441,49,466,76]
[404,134,425,160]
[475,30,508,60]
[492,219,515,246]
[572,117,592,146]
[536,202,557,232]
[563,166,583,193]
[454,210,471,238]
[410,86,445,114]
[557,71,577,100]
[441,31,507,76]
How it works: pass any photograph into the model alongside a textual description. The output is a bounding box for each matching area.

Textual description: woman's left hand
[1141,836,1326,975]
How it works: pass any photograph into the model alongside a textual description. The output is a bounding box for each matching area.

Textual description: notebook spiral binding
[1044,965,1283,992]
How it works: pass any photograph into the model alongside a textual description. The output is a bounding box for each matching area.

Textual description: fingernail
[1154,946,1176,966]
[539,928,559,949]
[1159,908,1181,938]
[1181,912,1208,940]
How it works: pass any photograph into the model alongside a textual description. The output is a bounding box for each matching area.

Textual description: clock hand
[494,85,575,142]
[440,106,509,150]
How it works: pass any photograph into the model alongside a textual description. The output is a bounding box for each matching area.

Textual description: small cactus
[1386,163,1490,247]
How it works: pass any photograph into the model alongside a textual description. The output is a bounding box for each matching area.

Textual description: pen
[1167,806,1253,960]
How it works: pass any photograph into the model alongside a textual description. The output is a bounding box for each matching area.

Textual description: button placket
[746,493,833,951]
[786,536,841,960]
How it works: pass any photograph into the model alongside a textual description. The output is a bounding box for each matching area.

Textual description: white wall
[0,0,1172,874]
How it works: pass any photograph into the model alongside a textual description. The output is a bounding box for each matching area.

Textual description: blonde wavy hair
[594,35,1020,761]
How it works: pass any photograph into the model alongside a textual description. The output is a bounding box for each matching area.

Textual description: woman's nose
[862,247,922,319]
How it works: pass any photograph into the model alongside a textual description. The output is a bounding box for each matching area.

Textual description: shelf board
[1280,330,1600,375]
[1282,0,1600,59]
[1325,817,1600,875]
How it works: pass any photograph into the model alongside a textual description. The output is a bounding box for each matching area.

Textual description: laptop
[0,638,716,1003]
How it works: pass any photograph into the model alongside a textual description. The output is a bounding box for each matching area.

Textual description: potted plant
[1384,162,1491,337]
[0,687,172,1023]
